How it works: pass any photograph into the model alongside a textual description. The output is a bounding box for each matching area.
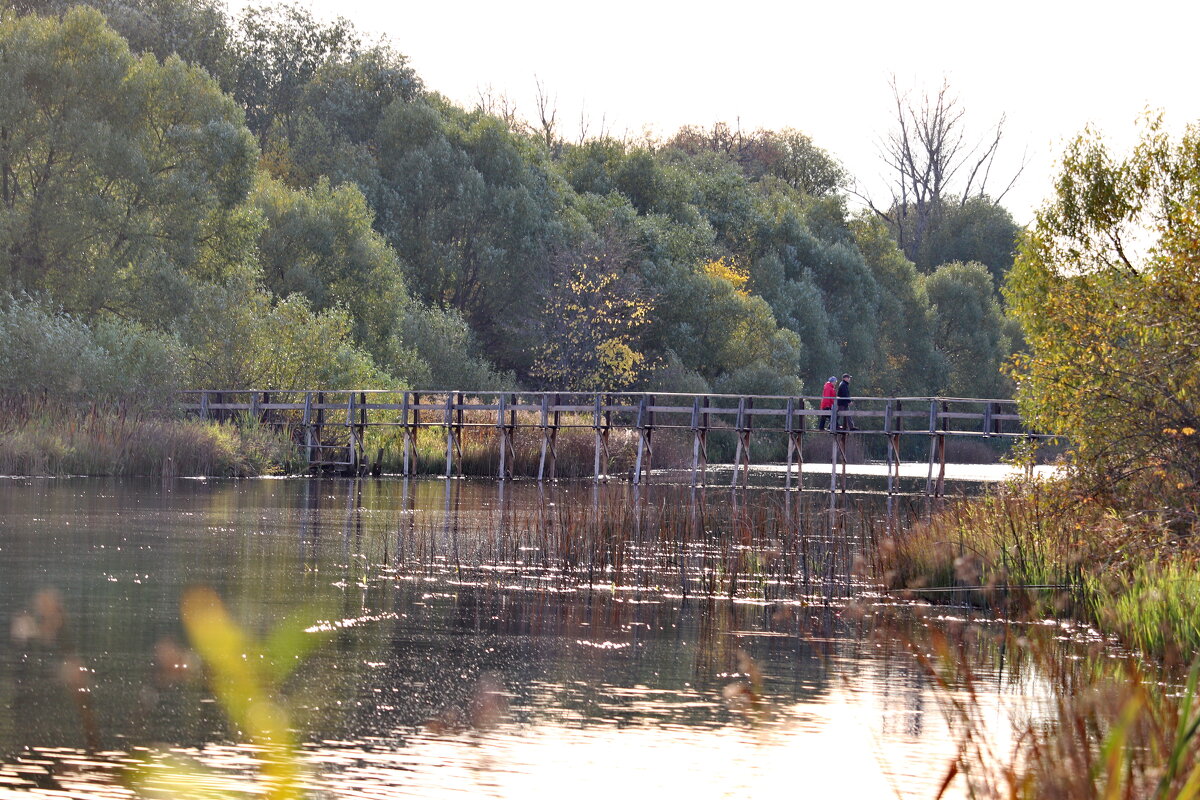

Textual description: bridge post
[731,397,752,489]
[936,401,948,496]
[359,391,368,472]
[400,392,411,476]
[497,394,511,480]
[346,392,358,474]
[302,391,313,466]
[549,393,561,480]
[408,392,421,477]
[444,392,455,478]
[592,393,604,482]
[784,397,804,491]
[199,391,209,420]
[537,394,550,482]
[633,395,654,485]
[314,392,325,466]
[926,399,939,497]
[690,395,709,489]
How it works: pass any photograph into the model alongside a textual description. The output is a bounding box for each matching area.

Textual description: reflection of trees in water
[0,476,1120,793]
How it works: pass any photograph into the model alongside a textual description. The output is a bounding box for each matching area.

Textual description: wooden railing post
[633,395,654,485]
[409,392,421,476]
[731,397,752,489]
[346,392,358,474]
[537,394,551,482]
[497,393,512,480]
[690,395,709,489]
[444,392,456,478]
[926,399,939,497]
[592,393,603,482]
[302,391,313,466]
[549,393,561,480]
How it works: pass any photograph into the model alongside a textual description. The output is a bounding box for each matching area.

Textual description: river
[0,476,1107,798]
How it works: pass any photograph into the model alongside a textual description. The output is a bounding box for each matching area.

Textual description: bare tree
[533,76,558,152]
[474,84,521,129]
[863,77,1027,264]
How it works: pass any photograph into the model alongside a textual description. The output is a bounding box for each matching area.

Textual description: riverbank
[881,477,1200,662]
[0,398,298,477]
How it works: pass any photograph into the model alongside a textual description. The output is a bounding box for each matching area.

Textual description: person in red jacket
[818,376,837,430]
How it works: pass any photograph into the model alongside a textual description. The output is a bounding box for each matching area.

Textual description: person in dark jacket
[818,376,837,430]
[836,373,856,430]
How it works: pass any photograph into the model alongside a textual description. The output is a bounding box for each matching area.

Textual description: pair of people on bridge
[818,374,856,431]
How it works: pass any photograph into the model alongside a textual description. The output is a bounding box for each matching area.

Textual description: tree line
[0,0,1024,400]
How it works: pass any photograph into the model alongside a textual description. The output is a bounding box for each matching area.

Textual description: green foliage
[918,195,1020,282]
[664,122,846,197]
[251,175,409,363]
[230,2,359,144]
[0,7,258,322]
[373,101,565,361]
[925,261,1014,397]
[397,303,515,390]
[0,0,1021,403]
[0,294,183,398]
[851,215,943,395]
[1006,117,1200,499]
[180,273,383,389]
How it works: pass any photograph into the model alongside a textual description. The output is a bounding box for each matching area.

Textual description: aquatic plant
[0,396,298,476]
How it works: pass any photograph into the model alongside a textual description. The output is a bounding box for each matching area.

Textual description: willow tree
[1006,118,1200,501]
[0,7,257,324]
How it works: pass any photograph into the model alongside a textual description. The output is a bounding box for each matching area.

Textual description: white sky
[259,0,1200,224]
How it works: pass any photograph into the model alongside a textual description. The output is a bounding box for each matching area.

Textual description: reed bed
[0,395,297,477]
[364,407,694,478]
[391,483,890,602]
[887,608,1200,799]
[882,476,1200,661]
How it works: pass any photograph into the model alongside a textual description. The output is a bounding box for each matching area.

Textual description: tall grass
[882,477,1200,660]
[0,395,297,477]
[364,409,694,478]
[393,482,884,602]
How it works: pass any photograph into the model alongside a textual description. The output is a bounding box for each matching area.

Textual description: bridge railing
[176,390,1059,494]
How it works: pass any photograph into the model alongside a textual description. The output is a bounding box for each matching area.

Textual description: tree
[373,101,564,365]
[180,272,381,390]
[0,7,258,323]
[251,175,409,365]
[1006,118,1200,500]
[851,215,943,395]
[229,2,359,146]
[868,77,1024,270]
[530,240,653,391]
[7,0,235,82]
[919,195,1020,282]
[925,261,1012,397]
[665,123,845,196]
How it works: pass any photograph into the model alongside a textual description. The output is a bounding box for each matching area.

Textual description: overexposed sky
[258,0,1200,223]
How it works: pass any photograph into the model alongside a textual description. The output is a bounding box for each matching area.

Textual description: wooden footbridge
[180,390,1058,497]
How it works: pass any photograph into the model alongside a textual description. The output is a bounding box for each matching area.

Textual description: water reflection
[0,477,1100,798]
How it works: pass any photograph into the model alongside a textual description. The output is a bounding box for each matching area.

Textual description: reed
[897,610,1200,799]
[882,476,1200,660]
[0,395,298,477]
[362,408,693,478]
[392,483,882,602]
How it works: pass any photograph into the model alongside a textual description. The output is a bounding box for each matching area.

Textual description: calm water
[0,477,1095,798]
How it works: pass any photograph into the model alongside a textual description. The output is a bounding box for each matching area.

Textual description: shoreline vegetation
[1,0,1198,793]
